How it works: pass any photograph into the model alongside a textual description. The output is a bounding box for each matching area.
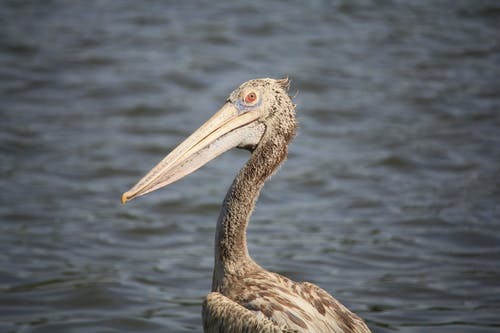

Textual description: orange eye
[244,92,257,104]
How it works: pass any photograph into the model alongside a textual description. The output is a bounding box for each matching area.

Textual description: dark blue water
[1,1,500,332]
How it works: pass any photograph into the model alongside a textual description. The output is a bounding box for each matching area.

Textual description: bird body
[122,78,371,332]
[204,269,369,332]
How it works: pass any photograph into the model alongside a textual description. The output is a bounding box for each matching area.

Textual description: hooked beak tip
[121,192,131,205]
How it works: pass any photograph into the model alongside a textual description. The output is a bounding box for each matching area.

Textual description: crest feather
[276,76,291,91]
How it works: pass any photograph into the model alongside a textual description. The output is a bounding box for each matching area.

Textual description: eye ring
[244,92,257,104]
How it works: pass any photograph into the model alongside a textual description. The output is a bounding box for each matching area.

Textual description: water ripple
[1,1,500,332]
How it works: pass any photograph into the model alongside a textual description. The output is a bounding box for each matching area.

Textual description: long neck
[211,133,291,291]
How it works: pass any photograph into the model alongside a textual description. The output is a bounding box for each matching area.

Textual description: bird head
[121,77,296,204]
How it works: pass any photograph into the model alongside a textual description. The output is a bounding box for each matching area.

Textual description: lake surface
[1,1,500,332]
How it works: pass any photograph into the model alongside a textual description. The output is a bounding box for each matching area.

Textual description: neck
[211,133,291,292]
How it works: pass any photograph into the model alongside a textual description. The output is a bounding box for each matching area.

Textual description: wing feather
[234,272,371,333]
[203,292,298,333]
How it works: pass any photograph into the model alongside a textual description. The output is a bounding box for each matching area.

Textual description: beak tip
[121,192,130,205]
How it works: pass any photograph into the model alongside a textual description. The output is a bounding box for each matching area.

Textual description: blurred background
[1,1,499,332]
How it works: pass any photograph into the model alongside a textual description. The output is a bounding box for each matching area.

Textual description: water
[1,1,499,332]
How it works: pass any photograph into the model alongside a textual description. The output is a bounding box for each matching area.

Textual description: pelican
[122,78,371,332]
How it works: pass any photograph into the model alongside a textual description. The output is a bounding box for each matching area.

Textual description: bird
[121,78,371,333]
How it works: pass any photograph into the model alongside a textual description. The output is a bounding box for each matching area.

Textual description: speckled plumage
[202,78,371,333]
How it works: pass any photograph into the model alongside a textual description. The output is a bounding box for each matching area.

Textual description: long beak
[121,103,262,204]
